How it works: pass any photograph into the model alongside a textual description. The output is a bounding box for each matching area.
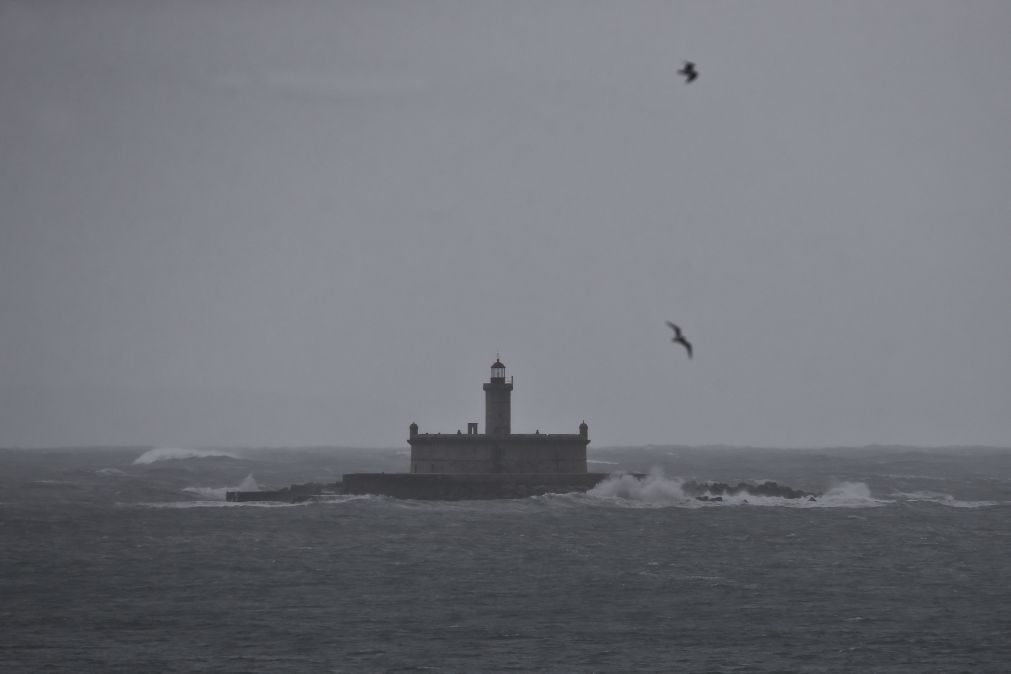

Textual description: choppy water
[3,445,1011,672]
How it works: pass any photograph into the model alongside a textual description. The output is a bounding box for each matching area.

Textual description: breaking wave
[182,473,260,501]
[133,447,240,465]
[584,470,885,508]
[811,481,890,508]
[587,470,695,506]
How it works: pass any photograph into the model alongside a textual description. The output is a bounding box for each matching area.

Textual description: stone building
[408,358,589,474]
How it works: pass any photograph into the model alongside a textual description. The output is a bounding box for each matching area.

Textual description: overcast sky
[2,0,1009,448]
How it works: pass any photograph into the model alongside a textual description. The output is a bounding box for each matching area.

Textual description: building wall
[410,434,587,474]
[410,438,494,474]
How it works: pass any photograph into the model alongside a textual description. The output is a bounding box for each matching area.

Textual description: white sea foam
[133,447,240,465]
[891,490,1000,508]
[95,467,126,477]
[586,469,696,507]
[315,494,384,504]
[805,481,889,508]
[585,470,886,508]
[182,473,259,501]
[238,473,260,491]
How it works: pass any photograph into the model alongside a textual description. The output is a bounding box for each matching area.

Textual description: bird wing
[671,336,693,358]
[665,321,682,337]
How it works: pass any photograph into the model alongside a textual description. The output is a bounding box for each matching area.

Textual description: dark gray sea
[3,445,1011,673]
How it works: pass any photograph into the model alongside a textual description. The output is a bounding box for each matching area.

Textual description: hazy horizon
[5,442,1011,454]
[2,1,1009,449]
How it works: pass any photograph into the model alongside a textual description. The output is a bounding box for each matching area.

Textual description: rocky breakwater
[684,480,818,502]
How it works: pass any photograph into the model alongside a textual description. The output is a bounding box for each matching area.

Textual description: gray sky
[2,0,1009,448]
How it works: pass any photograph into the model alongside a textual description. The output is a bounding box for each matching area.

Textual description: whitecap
[891,491,1000,508]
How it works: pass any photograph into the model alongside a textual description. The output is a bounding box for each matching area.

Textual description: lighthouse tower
[482,357,513,436]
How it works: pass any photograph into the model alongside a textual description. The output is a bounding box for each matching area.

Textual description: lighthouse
[482,357,513,436]
[405,357,589,476]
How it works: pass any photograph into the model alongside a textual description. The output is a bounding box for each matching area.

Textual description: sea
[2,444,1010,673]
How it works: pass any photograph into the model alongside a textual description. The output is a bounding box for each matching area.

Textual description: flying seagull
[677,61,698,83]
[666,321,693,358]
